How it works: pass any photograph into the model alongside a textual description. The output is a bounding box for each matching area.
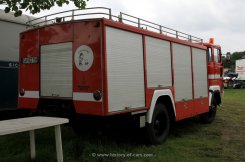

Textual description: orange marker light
[209,38,214,44]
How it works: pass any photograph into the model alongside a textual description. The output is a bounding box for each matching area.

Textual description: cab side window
[214,48,220,63]
[208,48,212,62]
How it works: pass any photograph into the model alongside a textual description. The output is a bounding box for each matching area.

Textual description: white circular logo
[75,45,94,71]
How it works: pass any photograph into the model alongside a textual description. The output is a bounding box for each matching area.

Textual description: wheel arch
[146,89,176,124]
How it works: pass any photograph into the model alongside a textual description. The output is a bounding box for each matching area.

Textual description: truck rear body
[19,8,222,122]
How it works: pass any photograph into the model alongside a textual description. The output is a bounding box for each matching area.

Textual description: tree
[223,51,245,69]
[0,0,88,17]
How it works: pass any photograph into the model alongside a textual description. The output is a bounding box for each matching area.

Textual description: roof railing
[26,7,203,43]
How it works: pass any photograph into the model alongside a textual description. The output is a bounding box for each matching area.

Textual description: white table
[0,116,69,162]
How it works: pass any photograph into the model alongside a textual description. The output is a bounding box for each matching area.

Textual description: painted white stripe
[73,92,102,102]
[208,74,222,79]
[19,91,39,98]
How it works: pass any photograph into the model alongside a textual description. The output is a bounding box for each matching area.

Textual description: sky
[1,0,244,54]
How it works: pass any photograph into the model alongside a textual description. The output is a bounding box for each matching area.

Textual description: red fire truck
[18,7,223,144]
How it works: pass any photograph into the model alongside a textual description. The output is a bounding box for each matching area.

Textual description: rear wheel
[146,103,170,145]
[199,97,217,123]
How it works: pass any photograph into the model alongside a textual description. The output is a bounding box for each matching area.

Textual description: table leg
[29,130,36,160]
[54,125,63,162]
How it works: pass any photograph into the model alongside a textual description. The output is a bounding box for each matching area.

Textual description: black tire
[146,103,170,145]
[199,97,217,123]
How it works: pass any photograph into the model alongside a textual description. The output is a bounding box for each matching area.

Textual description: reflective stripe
[19,91,39,98]
[208,74,222,79]
[73,92,102,102]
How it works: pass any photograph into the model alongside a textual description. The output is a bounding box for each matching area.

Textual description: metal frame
[26,7,203,43]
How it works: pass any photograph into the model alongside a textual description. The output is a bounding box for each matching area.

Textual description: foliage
[0,0,88,16]
[223,51,245,69]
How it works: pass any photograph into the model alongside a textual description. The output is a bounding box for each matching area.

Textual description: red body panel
[18,30,39,109]
[39,23,73,45]
[146,89,154,108]
[142,35,148,107]
[101,19,109,115]
[74,102,103,115]
[18,98,39,109]
[175,98,209,120]
[73,21,103,115]
[175,100,195,120]
[194,98,209,115]
[19,30,40,89]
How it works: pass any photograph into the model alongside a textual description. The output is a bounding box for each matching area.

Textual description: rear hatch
[40,42,72,98]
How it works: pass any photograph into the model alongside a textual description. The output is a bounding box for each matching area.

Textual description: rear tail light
[20,88,25,96]
[93,90,102,101]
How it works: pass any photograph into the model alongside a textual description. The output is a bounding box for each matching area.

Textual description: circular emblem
[75,45,94,71]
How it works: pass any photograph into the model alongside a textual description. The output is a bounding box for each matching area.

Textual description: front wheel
[199,97,217,123]
[146,103,170,145]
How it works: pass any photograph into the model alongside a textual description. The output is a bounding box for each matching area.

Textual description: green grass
[0,89,245,162]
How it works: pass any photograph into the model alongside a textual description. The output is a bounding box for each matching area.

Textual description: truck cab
[204,38,223,105]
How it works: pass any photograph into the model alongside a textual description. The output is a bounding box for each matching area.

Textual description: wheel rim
[153,113,167,137]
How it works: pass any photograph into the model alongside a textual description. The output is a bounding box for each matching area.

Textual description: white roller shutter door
[106,27,145,112]
[40,42,72,98]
